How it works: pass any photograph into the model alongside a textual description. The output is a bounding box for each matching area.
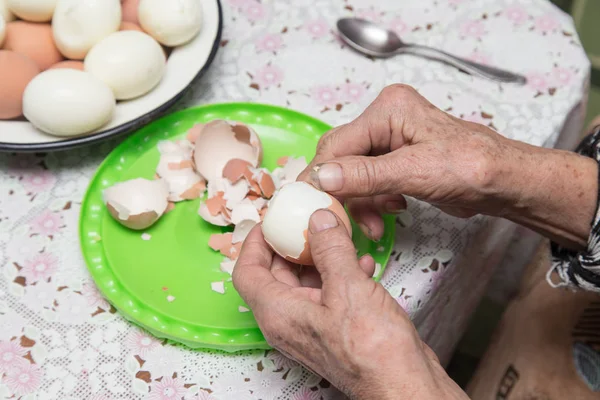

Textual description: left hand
[233,209,467,400]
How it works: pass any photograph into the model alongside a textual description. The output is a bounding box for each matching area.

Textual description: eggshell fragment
[84,30,166,100]
[186,123,204,143]
[7,0,57,22]
[53,0,121,60]
[209,232,243,259]
[3,21,64,70]
[238,306,250,313]
[0,50,40,120]
[261,182,352,265]
[220,258,236,275]
[138,0,202,46]
[23,69,115,136]
[193,120,262,182]
[211,281,225,294]
[230,199,261,225]
[103,178,169,230]
[156,140,205,202]
[49,60,85,71]
[232,220,257,244]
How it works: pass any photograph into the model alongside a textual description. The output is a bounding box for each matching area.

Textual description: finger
[298,266,322,289]
[308,209,369,304]
[233,225,288,309]
[358,254,376,277]
[271,256,301,287]
[305,149,428,198]
[346,195,406,241]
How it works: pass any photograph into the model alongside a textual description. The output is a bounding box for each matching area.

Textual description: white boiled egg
[85,31,166,100]
[261,182,352,265]
[0,0,15,22]
[103,178,169,230]
[23,69,115,137]
[7,0,57,22]
[53,0,121,60]
[0,17,5,47]
[138,0,202,46]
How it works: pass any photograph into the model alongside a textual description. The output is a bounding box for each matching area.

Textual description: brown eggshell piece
[165,202,176,214]
[209,233,233,252]
[0,50,40,119]
[49,60,85,71]
[186,123,205,143]
[107,203,160,230]
[180,180,206,200]
[258,173,275,199]
[4,22,64,71]
[120,21,144,32]
[121,0,141,24]
[223,159,253,183]
[327,194,352,236]
[168,160,194,170]
[277,156,289,167]
[205,192,226,216]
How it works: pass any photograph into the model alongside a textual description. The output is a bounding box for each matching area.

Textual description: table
[0,0,590,399]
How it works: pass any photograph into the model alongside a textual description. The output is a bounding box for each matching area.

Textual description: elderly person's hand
[300,84,597,250]
[233,210,468,400]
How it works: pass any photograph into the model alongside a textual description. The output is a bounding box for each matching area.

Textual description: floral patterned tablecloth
[0,0,590,399]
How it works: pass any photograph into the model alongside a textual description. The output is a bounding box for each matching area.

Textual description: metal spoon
[337,18,527,85]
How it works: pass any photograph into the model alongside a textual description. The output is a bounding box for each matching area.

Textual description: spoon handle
[400,44,527,85]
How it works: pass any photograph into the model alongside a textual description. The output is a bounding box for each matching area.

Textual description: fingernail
[385,201,406,214]
[310,163,343,192]
[358,223,373,239]
[310,209,338,233]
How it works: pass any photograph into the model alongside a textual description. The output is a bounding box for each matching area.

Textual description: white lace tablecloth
[0,0,590,399]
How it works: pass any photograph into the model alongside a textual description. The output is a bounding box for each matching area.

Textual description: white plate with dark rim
[0,0,223,153]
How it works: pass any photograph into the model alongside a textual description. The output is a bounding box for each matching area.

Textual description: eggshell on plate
[121,0,140,24]
[0,50,40,119]
[84,30,166,100]
[0,0,15,22]
[138,0,202,46]
[6,0,57,22]
[23,69,116,136]
[261,182,352,266]
[49,60,84,71]
[3,21,63,70]
[53,0,121,60]
[103,178,169,230]
[193,120,263,182]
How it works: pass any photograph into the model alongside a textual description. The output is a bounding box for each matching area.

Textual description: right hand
[299,84,532,241]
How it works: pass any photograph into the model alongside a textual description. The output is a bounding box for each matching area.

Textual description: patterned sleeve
[549,126,600,293]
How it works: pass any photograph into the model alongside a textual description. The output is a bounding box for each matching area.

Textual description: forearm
[497,140,598,250]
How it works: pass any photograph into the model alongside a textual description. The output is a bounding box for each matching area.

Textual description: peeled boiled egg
[193,120,263,182]
[53,0,121,60]
[261,182,352,265]
[84,31,165,100]
[49,60,84,71]
[0,0,15,22]
[103,178,169,230]
[0,50,40,119]
[23,69,115,136]
[3,21,63,70]
[121,0,140,25]
[6,0,57,22]
[138,0,202,46]
[120,21,143,32]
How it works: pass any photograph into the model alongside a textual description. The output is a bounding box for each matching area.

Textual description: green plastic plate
[79,103,395,352]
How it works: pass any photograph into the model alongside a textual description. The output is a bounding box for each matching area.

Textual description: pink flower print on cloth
[242,1,266,23]
[535,14,560,33]
[0,340,28,374]
[82,281,110,311]
[4,361,43,396]
[460,20,485,39]
[304,19,330,40]
[340,82,366,103]
[267,350,298,370]
[356,8,383,23]
[552,67,573,86]
[126,329,160,358]
[388,17,408,36]
[311,85,339,108]
[22,169,56,194]
[467,51,491,66]
[253,65,284,89]
[526,72,550,92]
[255,33,284,53]
[291,387,323,400]
[148,376,187,400]
[30,209,64,236]
[503,6,529,25]
[21,252,58,284]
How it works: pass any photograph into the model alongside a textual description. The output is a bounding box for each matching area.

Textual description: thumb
[304,150,421,198]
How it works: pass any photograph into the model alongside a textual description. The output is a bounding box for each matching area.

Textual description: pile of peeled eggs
[103,120,352,284]
[0,0,203,137]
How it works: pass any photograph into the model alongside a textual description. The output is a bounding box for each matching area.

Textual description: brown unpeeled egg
[3,21,63,71]
[0,50,40,119]
[49,60,85,71]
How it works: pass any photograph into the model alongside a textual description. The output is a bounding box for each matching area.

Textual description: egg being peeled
[103,178,169,230]
[53,0,121,60]
[6,0,57,22]
[84,31,165,100]
[3,21,64,70]
[23,69,115,136]
[138,0,202,46]
[193,120,263,182]
[0,50,40,120]
[262,182,352,266]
